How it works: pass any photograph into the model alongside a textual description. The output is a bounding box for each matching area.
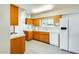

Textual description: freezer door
[69,14,79,53]
[60,15,69,50]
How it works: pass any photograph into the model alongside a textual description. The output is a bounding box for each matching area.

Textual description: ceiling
[15,4,79,15]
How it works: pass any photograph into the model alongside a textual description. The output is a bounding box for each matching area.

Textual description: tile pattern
[25,40,71,54]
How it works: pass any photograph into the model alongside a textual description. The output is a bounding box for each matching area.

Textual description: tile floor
[25,40,71,54]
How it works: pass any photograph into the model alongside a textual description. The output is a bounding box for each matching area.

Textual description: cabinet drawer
[39,32,49,35]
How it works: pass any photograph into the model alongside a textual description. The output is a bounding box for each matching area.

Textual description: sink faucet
[10,26,17,35]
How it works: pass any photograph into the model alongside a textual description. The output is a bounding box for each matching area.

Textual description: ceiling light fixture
[32,5,54,13]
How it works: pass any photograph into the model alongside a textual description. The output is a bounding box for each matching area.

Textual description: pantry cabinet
[10,36,25,54]
[10,4,19,25]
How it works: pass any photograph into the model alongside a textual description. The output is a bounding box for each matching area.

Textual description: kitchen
[0,4,79,54]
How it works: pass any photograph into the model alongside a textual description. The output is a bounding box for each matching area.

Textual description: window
[41,17,54,27]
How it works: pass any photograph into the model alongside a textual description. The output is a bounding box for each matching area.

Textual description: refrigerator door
[60,15,69,50]
[69,14,79,53]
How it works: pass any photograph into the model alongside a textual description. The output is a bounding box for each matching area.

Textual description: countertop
[23,26,60,33]
[10,33,25,39]
[24,29,60,33]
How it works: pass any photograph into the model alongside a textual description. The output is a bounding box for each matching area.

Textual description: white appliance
[60,14,79,53]
[60,15,69,50]
[50,32,58,46]
[68,14,79,53]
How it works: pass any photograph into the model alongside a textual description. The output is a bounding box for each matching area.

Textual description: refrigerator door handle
[61,27,67,30]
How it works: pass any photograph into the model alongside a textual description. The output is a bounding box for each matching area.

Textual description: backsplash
[33,26,60,32]
[10,26,13,33]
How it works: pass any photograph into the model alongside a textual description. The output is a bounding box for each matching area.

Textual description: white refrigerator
[60,15,69,50]
[60,14,79,53]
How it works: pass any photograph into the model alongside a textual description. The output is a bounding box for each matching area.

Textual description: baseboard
[61,49,78,54]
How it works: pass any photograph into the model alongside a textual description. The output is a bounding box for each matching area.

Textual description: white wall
[15,8,26,34]
[0,4,10,54]
[32,7,79,18]
[15,8,33,33]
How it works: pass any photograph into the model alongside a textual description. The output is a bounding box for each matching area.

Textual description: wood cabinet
[33,18,40,26]
[10,36,25,54]
[25,18,40,26]
[25,18,33,25]
[33,31,49,43]
[24,31,33,41]
[54,15,61,25]
[10,4,19,25]
[28,31,33,40]
[39,32,49,43]
[33,31,39,40]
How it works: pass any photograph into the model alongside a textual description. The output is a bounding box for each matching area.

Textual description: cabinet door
[14,5,18,25]
[33,18,40,26]
[10,39,18,54]
[17,37,25,53]
[10,4,18,25]
[39,32,49,43]
[28,31,33,40]
[54,15,61,25]
[33,32,39,40]
[25,18,33,24]
[40,34,49,43]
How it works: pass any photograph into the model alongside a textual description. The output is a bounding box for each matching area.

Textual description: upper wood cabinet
[54,15,61,25]
[33,18,40,26]
[25,18,40,26]
[10,4,19,25]
[25,18,33,25]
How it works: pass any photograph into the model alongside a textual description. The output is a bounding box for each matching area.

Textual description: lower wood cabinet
[10,36,25,54]
[24,31,33,41]
[33,31,39,40]
[24,31,49,43]
[39,32,49,43]
[39,34,49,43]
[33,31,49,43]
